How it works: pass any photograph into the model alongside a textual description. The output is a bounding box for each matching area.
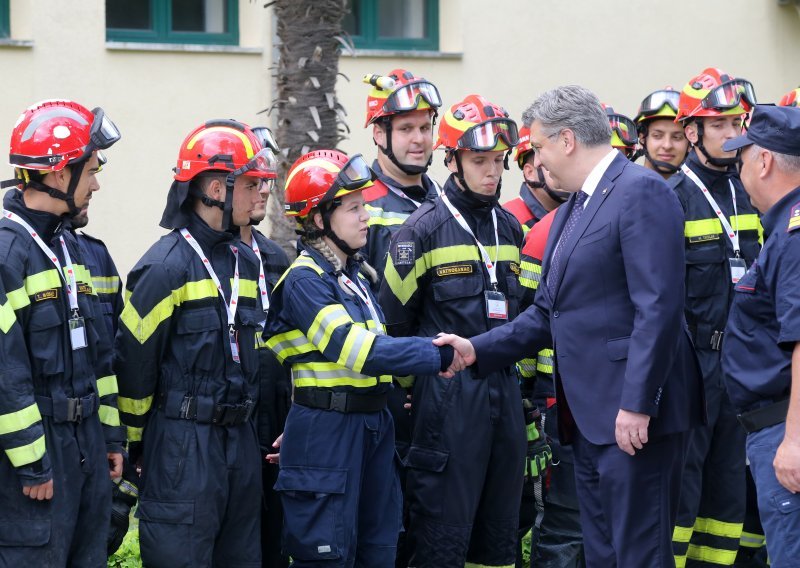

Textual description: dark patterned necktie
[547,190,589,296]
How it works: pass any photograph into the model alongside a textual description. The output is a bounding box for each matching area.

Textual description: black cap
[723,104,800,156]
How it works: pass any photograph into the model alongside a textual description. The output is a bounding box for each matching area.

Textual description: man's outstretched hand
[434,334,476,375]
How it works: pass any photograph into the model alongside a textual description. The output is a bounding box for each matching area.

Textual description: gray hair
[750,144,800,174]
[528,85,611,147]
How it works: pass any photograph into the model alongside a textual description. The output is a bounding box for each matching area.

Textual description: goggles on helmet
[231,147,278,179]
[329,153,376,193]
[383,80,442,115]
[638,90,680,119]
[701,79,757,112]
[252,126,279,153]
[458,118,519,152]
[607,113,638,146]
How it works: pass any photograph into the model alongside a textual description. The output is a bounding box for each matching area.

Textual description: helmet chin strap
[377,117,432,176]
[694,120,738,169]
[25,160,86,218]
[189,179,236,232]
[321,202,361,257]
[449,151,501,203]
[526,167,568,204]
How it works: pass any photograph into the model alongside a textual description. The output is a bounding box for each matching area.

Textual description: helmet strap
[452,151,501,203]
[221,174,236,233]
[377,117,431,176]
[24,160,84,217]
[694,120,737,169]
[320,202,360,257]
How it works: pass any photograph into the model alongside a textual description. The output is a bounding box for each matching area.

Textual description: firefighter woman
[265,149,456,567]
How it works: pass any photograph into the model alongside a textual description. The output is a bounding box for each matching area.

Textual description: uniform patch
[509,262,520,275]
[394,241,415,265]
[788,202,800,232]
[436,264,473,277]
[688,234,720,243]
[34,288,58,302]
[78,283,93,294]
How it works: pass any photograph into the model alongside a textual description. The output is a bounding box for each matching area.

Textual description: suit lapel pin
[602,188,607,195]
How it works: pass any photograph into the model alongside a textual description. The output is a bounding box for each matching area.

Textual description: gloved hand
[107,456,140,556]
[523,400,552,483]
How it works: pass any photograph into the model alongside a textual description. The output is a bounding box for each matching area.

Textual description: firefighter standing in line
[634,87,690,180]
[0,99,125,566]
[669,67,761,568]
[115,119,273,567]
[379,94,529,568]
[602,104,638,159]
[265,149,457,567]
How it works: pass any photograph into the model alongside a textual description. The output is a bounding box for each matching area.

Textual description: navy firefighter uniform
[75,231,123,341]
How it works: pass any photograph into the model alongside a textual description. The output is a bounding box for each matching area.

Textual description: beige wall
[1,0,799,277]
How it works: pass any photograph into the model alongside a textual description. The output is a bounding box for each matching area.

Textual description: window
[106,0,238,45]
[343,0,438,51]
[0,0,10,39]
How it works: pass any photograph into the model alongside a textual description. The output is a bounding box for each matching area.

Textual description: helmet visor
[384,80,442,114]
[335,153,376,190]
[90,108,121,151]
[252,126,280,153]
[607,113,638,146]
[234,147,278,178]
[638,90,680,119]
[458,118,520,151]
[701,79,757,111]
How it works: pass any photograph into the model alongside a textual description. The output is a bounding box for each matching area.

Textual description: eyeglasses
[637,90,681,118]
[458,118,520,152]
[701,79,757,112]
[383,80,442,114]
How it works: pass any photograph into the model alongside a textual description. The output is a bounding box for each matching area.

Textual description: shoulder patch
[394,241,415,265]
[788,202,800,232]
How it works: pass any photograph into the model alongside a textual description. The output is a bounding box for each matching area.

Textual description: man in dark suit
[436,85,704,567]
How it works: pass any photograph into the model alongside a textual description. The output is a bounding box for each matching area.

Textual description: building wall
[1,0,799,276]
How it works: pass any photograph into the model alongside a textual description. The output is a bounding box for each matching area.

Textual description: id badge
[229,330,241,364]
[729,257,747,284]
[69,316,88,350]
[485,290,508,320]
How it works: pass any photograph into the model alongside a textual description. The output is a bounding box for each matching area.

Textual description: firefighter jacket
[669,152,762,352]
[363,160,440,282]
[75,232,123,341]
[248,228,292,451]
[265,247,445,395]
[0,189,125,485]
[115,214,263,443]
[379,175,525,340]
[502,183,550,234]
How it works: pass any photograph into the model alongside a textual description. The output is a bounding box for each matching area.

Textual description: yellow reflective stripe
[383,254,425,306]
[686,544,737,564]
[24,269,61,296]
[6,286,29,311]
[120,279,218,344]
[127,425,143,442]
[92,275,120,295]
[266,329,315,363]
[293,361,390,388]
[0,298,16,333]
[519,260,541,290]
[673,524,693,543]
[96,375,118,398]
[674,555,687,568]
[730,213,760,232]
[685,218,722,239]
[518,358,536,377]
[73,265,95,294]
[739,531,765,548]
[98,405,121,426]
[5,434,46,467]
[366,205,410,227]
[339,325,375,373]
[275,254,325,290]
[306,304,351,353]
[231,278,259,299]
[0,402,42,436]
[693,517,743,539]
[118,395,153,416]
[536,349,554,374]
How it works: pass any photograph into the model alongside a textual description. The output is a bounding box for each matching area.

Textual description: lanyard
[337,272,385,335]
[440,192,500,287]
[387,183,423,208]
[180,228,240,338]
[250,235,269,314]
[682,164,740,255]
[3,210,80,314]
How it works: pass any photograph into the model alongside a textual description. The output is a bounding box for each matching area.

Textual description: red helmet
[364,68,442,127]
[513,125,533,169]
[778,88,800,108]
[9,99,120,172]
[174,119,277,183]
[435,94,519,152]
[676,68,756,121]
[284,150,376,219]
[601,104,638,151]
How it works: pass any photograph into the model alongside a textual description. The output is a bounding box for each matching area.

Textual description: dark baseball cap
[723,104,800,156]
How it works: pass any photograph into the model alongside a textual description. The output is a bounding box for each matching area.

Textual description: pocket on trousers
[404,445,449,472]
[136,499,195,525]
[771,490,800,515]
[274,466,347,561]
[0,519,50,546]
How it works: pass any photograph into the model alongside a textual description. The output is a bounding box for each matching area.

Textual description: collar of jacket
[444,174,497,215]
[3,187,68,242]
[372,159,434,203]
[303,244,362,280]
[185,212,237,255]
[686,150,734,191]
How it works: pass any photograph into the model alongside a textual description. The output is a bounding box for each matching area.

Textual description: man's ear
[759,148,773,180]
[562,128,577,155]
[206,177,225,200]
[373,123,386,148]
[684,122,699,145]
[522,161,537,183]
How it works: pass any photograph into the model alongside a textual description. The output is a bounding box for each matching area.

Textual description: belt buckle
[710,330,724,351]
[67,397,83,423]
[179,396,196,420]
[329,392,348,413]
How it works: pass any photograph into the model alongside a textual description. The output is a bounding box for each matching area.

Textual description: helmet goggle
[383,80,442,114]
[638,90,680,118]
[252,126,280,153]
[285,153,376,215]
[607,113,638,146]
[458,118,520,151]
[701,79,757,111]
[232,147,278,179]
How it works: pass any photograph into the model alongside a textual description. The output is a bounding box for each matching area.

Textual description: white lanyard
[180,228,240,331]
[250,235,269,314]
[387,183,423,208]
[337,273,385,335]
[440,192,500,287]
[3,210,80,314]
[682,164,740,255]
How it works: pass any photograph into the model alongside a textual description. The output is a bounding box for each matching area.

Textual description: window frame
[346,0,439,51]
[106,0,239,46]
[0,0,10,39]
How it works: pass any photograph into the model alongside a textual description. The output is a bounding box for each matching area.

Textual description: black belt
[293,388,387,413]
[158,391,255,426]
[737,398,790,434]
[35,394,98,423]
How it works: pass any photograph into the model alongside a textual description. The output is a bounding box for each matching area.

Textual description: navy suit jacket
[472,153,704,445]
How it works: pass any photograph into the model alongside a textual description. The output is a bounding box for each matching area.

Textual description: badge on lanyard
[729,256,747,284]
[485,290,508,320]
[229,325,240,364]
[69,315,88,350]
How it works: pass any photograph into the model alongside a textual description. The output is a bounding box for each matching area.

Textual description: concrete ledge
[106,41,262,55]
[343,49,462,59]
[0,39,34,48]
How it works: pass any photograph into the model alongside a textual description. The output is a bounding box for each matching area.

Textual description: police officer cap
[723,104,800,156]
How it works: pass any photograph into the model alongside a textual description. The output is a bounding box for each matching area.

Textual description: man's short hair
[529,85,611,147]
[751,144,800,174]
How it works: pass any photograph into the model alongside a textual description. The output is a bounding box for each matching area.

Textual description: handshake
[433,333,476,378]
